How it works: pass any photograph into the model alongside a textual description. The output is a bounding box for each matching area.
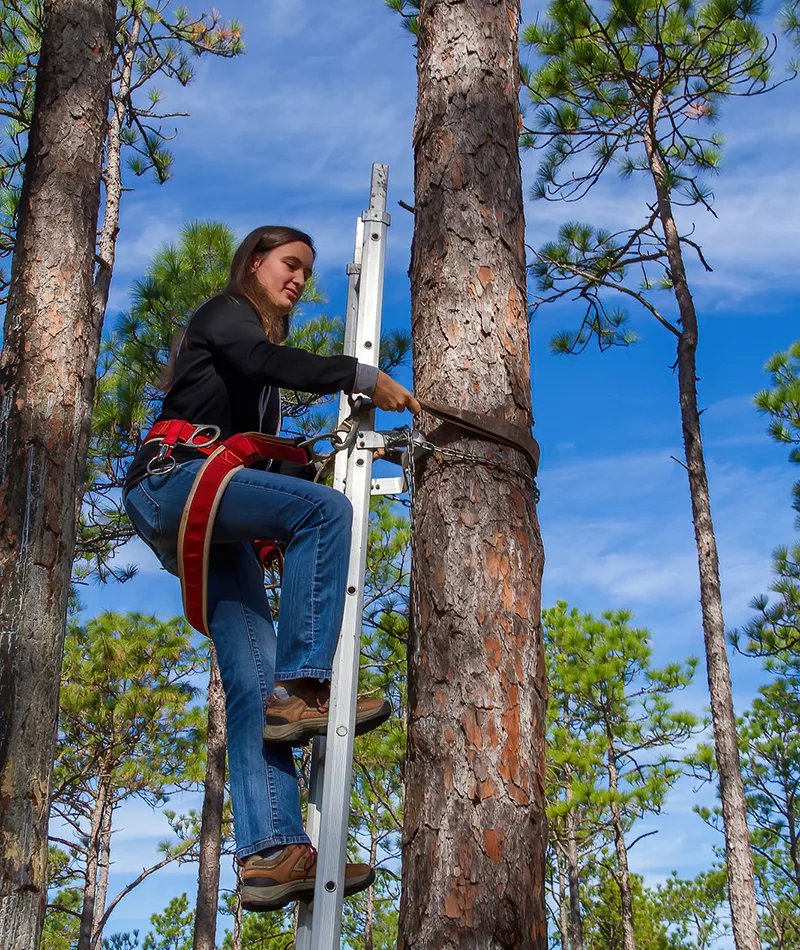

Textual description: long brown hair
[224,225,316,343]
[157,226,315,392]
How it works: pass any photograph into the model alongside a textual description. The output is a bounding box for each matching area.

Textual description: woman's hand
[371,371,421,414]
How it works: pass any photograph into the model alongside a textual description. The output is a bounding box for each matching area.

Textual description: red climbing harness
[142,420,310,636]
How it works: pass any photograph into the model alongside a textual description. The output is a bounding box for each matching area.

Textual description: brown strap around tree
[417,397,540,476]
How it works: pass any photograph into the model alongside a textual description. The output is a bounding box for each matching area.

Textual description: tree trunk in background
[93,7,142,321]
[77,783,110,950]
[557,854,570,950]
[192,649,228,950]
[91,803,113,949]
[643,118,761,950]
[231,876,243,950]
[399,2,547,947]
[364,822,379,950]
[564,781,584,950]
[0,0,116,946]
[607,755,636,950]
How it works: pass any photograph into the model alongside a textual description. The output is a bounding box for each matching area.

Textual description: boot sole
[263,700,391,745]
[241,867,376,912]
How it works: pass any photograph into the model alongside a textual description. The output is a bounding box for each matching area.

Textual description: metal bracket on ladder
[295,164,391,950]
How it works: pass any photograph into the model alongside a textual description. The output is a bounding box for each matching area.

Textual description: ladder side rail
[309,163,390,950]
[296,215,366,950]
[297,215,365,945]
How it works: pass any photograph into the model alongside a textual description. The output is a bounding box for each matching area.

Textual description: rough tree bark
[192,649,228,950]
[556,854,570,950]
[77,780,111,950]
[364,820,379,950]
[643,107,762,950]
[0,0,117,946]
[231,875,243,950]
[563,772,584,950]
[93,7,142,322]
[606,753,636,950]
[90,803,113,948]
[399,2,547,947]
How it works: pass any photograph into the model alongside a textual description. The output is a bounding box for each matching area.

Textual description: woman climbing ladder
[122,225,420,911]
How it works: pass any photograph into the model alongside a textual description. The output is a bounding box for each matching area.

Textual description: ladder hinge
[346,263,361,276]
[361,210,391,226]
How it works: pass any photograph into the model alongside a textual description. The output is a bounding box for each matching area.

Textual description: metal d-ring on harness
[146,423,222,476]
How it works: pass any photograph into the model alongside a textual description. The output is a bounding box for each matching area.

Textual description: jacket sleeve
[192,295,360,395]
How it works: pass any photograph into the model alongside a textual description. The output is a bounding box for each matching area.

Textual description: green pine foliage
[382,0,420,36]
[522,0,793,349]
[0,0,39,285]
[695,655,800,946]
[0,1,243,305]
[756,342,800,475]
[647,869,729,949]
[543,602,707,948]
[103,893,195,950]
[581,864,727,949]
[739,673,800,946]
[733,342,800,658]
[141,894,194,950]
[544,602,700,828]
[111,0,244,185]
[44,613,208,947]
[41,846,83,950]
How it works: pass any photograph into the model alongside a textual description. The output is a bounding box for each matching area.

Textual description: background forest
[1,0,798,947]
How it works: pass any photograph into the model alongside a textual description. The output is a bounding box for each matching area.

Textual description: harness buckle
[189,424,221,449]
[147,442,176,476]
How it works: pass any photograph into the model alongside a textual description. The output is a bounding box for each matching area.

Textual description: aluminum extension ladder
[295,163,406,950]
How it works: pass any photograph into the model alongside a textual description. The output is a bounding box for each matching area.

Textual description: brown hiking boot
[263,679,391,744]
[239,843,375,911]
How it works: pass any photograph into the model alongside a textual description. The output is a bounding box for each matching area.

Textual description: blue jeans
[123,459,353,858]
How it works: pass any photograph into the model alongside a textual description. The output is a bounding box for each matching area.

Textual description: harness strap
[417,397,540,476]
[142,423,309,637]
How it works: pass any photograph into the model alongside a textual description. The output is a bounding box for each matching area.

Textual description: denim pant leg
[210,466,354,680]
[123,461,354,858]
[205,541,309,858]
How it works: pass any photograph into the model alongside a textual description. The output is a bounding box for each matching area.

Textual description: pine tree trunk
[77,785,110,950]
[564,785,584,950]
[0,1,116,946]
[90,802,113,950]
[643,115,761,950]
[364,823,379,950]
[786,801,800,900]
[556,853,570,950]
[93,7,142,321]
[231,874,243,950]
[192,649,227,950]
[399,3,547,947]
[607,754,636,950]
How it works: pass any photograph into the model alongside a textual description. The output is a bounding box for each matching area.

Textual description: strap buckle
[189,424,221,448]
[147,442,176,476]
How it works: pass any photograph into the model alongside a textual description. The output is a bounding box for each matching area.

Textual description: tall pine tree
[522,2,794,944]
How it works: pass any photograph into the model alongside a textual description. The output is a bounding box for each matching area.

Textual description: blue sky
[65,0,800,944]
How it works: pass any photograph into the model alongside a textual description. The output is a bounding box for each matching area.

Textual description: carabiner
[146,442,176,476]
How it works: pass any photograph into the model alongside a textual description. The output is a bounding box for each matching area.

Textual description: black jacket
[124,293,372,492]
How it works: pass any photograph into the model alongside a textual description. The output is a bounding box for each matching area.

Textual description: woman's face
[251,240,314,314]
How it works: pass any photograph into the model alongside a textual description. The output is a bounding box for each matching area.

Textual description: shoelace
[235,843,318,872]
